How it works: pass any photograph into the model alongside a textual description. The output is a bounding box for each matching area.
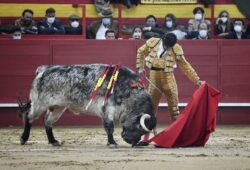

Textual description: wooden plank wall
[0,39,250,126]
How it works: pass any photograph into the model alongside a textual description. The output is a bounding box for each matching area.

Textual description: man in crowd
[37,8,65,34]
[15,9,37,34]
[65,14,82,35]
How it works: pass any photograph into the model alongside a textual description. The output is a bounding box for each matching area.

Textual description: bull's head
[121,113,156,147]
[17,97,31,120]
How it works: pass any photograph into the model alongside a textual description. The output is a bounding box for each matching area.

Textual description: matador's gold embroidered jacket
[136,37,200,84]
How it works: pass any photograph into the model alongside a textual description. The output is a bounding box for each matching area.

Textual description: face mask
[47,17,55,24]
[102,18,111,26]
[12,35,21,40]
[147,22,156,28]
[71,21,79,28]
[166,21,173,28]
[199,30,207,38]
[133,32,142,39]
[221,17,227,23]
[195,13,202,20]
[234,25,242,32]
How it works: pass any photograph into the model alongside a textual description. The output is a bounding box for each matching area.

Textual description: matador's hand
[196,80,205,87]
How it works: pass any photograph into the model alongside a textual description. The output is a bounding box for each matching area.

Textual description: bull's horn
[140,114,151,132]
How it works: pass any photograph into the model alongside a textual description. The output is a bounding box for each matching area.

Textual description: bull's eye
[136,124,142,130]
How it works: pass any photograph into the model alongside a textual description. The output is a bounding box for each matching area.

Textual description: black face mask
[22,19,32,26]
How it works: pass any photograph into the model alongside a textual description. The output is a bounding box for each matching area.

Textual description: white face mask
[195,13,203,20]
[71,21,79,28]
[102,18,111,26]
[221,17,228,23]
[133,32,142,39]
[199,30,207,38]
[234,25,242,32]
[12,35,21,40]
[166,21,173,28]
[47,17,55,24]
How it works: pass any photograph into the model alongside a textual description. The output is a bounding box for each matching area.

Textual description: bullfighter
[136,33,203,146]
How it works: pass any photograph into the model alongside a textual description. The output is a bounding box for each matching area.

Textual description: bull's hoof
[108,143,117,149]
[107,142,117,149]
[49,140,61,146]
[20,137,27,145]
[20,135,29,145]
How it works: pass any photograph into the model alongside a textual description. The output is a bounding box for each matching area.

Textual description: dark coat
[65,25,82,35]
[37,19,65,34]
[225,31,248,39]
[86,20,118,39]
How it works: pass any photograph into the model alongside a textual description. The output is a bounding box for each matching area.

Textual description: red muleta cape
[149,83,221,148]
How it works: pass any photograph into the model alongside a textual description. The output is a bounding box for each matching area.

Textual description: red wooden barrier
[0,39,250,126]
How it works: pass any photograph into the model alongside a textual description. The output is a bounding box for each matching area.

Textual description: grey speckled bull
[18,64,156,148]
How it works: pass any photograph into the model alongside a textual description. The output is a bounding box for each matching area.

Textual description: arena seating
[0,0,248,38]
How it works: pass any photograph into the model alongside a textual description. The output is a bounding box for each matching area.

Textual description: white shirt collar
[157,40,166,58]
[96,24,108,39]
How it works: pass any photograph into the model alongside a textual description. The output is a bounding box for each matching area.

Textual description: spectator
[65,14,82,35]
[164,13,187,40]
[37,8,65,34]
[143,15,161,39]
[12,27,22,40]
[143,13,187,40]
[193,22,210,39]
[130,26,143,40]
[214,10,233,37]
[187,7,211,38]
[163,13,186,33]
[87,10,118,39]
[15,9,37,34]
[225,19,247,39]
[105,29,116,40]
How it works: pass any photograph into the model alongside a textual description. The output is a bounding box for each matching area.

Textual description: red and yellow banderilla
[85,65,111,110]
[102,65,121,106]
[110,65,121,94]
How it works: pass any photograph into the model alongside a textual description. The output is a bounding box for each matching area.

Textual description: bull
[18,64,156,148]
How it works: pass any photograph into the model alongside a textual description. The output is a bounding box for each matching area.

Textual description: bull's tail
[29,65,48,102]
[35,65,48,76]
[17,97,31,120]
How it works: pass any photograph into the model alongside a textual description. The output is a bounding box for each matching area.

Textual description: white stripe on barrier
[159,103,250,107]
[1,103,250,108]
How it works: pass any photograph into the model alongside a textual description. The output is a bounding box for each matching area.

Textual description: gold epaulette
[146,37,161,48]
[172,43,184,56]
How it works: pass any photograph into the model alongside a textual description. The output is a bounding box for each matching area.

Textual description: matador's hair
[162,33,177,47]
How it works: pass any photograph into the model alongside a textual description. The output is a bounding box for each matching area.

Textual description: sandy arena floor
[0,125,249,170]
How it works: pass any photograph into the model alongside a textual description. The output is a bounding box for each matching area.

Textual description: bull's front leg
[103,120,117,148]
